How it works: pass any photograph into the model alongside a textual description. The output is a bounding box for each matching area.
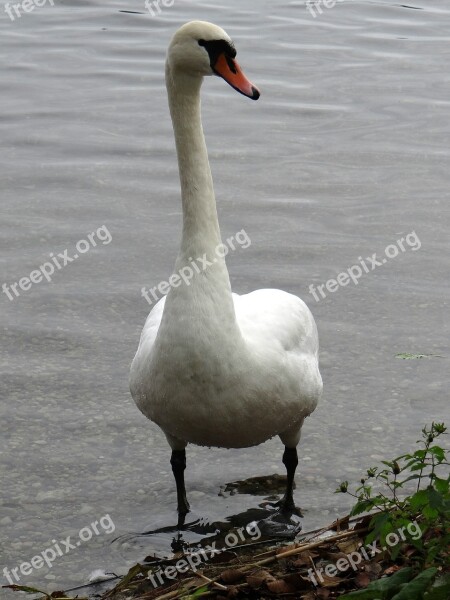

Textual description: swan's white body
[130,21,322,456]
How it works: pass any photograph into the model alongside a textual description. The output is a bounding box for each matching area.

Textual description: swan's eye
[196,39,237,69]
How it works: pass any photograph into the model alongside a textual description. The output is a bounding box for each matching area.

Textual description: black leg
[280,446,298,512]
[170,449,190,516]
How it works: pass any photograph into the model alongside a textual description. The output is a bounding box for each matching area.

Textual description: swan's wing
[130,296,166,402]
[233,288,319,358]
[132,289,318,363]
[233,288,322,431]
[132,295,166,361]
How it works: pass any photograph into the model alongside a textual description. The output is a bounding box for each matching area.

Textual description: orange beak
[213,53,260,100]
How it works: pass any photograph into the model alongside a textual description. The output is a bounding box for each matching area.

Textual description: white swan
[130,21,322,516]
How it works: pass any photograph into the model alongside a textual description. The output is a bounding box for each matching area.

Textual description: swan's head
[167,21,260,100]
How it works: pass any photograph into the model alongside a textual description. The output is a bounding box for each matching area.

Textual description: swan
[130,21,323,517]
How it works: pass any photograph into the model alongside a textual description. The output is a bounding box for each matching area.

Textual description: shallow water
[1,0,449,595]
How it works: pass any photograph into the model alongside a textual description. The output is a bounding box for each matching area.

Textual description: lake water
[1,0,449,596]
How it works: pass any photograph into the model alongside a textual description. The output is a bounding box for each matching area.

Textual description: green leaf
[422,505,439,519]
[1,585,50,597]
[182,584,209,599]
[413,449,427,460]
[390,541,403,560]
[428,488,444,510]
[340,568,414,599]
[429,446,446,462]
[410,463,427,472]
[381,460,395,469]
[370,511,392,539]
[404,458,419,469]
[350,499,374,516]
[409,489,429,509]
[402,474,421,484]
[112,563,148,593]
[424,574,450,600]
[432,477,449,494]
[391,567,437,600]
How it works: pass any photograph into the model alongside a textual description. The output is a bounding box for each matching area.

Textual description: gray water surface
[1,0,449,595]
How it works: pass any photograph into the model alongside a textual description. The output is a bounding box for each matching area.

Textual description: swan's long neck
[166,67,221,256]
[165,64,238,325]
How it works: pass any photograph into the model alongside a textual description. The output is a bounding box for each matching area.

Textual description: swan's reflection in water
[67,501,303,598]
[112,500,303,567]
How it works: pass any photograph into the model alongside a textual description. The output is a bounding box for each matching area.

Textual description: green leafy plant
[340,567,448,600]
[336,422,450,568]
[1,583,88,599]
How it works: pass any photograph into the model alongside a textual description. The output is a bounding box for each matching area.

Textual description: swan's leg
[279,446,298,511]
[165,433,190,516]
[278,419,304,512]
[170,449,190,516]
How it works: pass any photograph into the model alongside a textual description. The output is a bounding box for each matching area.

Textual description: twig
[246,526,369,569]
[196,572,228,591]
[137,522,370,600]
